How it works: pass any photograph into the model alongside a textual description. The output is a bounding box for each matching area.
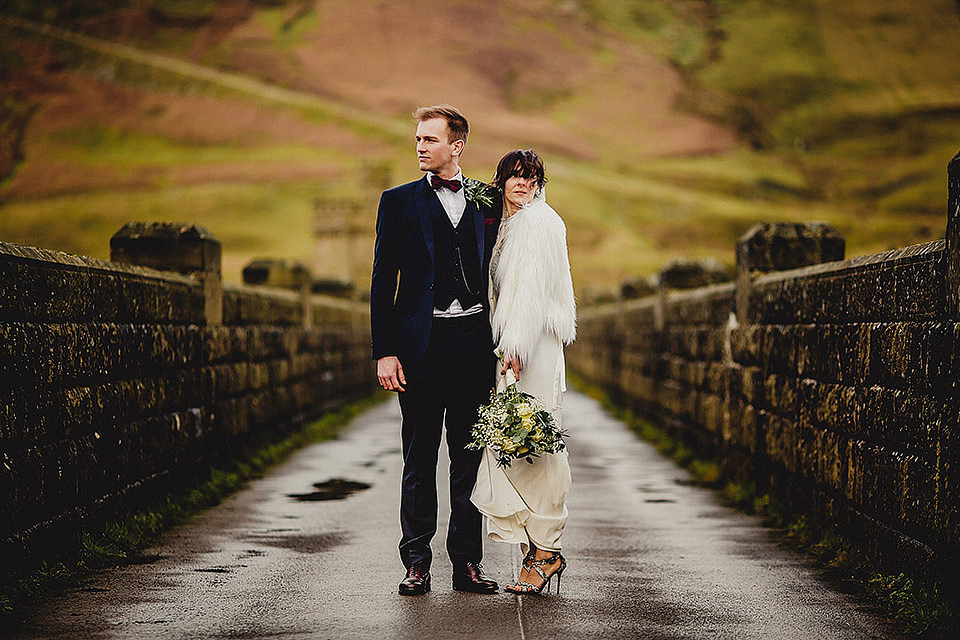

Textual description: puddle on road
[194,565,247,574]
[644,499,678,504]
[287,478,372,501]
[245,531,350,554]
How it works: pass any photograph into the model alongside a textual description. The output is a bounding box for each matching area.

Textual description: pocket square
[484,217,498,226]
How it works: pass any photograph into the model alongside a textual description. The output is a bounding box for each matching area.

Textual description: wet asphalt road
[13,391,904,639]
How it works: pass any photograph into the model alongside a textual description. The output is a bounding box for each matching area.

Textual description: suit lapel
[467,197,484,270]
[413,176,435,263]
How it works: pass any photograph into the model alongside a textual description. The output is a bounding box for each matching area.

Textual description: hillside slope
[1,0,959,290]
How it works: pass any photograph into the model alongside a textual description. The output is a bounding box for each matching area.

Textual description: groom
[370,105,500,595]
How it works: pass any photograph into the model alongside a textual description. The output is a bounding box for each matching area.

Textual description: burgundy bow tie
[431,175,462,192]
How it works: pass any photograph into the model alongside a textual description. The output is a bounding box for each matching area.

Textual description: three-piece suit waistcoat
[431,201,483,311]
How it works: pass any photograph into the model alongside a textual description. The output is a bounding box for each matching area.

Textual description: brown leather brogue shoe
[452,562,498,594]
[399,562,431,596]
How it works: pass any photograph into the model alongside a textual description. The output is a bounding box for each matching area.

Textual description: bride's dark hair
[491,149,547,193]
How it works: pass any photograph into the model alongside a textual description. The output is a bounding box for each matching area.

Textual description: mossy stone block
[737,222,845,273]
[110,222,221,276]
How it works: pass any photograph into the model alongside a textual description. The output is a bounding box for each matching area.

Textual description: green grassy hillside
[1,0,958,293]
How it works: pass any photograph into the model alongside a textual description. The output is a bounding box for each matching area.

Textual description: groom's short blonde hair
[413,104,469,144]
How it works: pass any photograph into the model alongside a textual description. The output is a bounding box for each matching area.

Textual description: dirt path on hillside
[0,13,407,140]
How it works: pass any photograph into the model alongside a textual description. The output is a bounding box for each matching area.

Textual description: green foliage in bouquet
[467,383,568,468]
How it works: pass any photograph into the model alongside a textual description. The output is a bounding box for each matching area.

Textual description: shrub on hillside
[0,93,37,185]
[3,0,127,25]
[148,0,217,25]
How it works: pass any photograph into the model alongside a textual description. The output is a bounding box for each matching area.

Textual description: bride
[470,149,576,595]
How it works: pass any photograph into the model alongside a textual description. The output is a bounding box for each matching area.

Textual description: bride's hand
[500,354,522,381]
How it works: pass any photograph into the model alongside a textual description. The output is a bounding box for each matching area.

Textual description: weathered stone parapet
[659,259,734,290]
[311,278,355,299]
[0,241,204,324]
[737,222,845,273]
[242,259,311,291]
[110,222,221,275]
[736,223,845,323]
[2,228,375,575]
[242,259,314,328]
[748,240,946,324]
[110,223,222,325]
[662,283,735,327]
[947,150,960,319]
[652,260,734,330]
[568,155,960,595]
[620,276,657,300]
[222,285,304,327]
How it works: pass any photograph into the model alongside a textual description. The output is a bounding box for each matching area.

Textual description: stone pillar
[654,278,666,332]
[659,259,734,290]
[654,259,734,330]
[313,198,360,287]
[947,150,960,318]
[242,259,312,290]
[941,152,960,583]
[242,259,314,328]
[735,222,845,324]
[620,275,657,301]
[110,222,222,325]
[735,240,753,324]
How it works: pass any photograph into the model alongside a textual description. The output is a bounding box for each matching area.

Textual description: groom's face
[416,118,462,177]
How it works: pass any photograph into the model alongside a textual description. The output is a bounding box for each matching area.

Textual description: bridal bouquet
[467,383,567,468]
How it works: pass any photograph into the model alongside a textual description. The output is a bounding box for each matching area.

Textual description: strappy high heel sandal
[506,551,567,595]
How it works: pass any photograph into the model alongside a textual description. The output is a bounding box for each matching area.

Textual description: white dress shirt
[427,169,483,318]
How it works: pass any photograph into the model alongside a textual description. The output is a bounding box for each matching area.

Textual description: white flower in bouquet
[466,383,568,468]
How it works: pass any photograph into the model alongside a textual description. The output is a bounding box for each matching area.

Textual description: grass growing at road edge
[567,371,957,637]
[0,391,388,629]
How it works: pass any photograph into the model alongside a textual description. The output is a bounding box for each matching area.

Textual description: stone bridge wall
[0,226,374,567]
[567,154,960,590]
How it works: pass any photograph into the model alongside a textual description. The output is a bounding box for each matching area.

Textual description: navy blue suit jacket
[370,175,500,363]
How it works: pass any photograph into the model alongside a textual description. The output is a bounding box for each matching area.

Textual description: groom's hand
[377,356,406,392]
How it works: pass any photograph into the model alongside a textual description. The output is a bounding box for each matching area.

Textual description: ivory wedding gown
[470,195,576,554]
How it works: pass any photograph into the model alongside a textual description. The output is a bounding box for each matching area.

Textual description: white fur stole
[490,197,576,364]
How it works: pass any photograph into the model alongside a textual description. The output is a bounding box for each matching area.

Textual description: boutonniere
[463,178,495,209]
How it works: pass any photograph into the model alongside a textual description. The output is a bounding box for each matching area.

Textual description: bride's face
[504,175,538,210]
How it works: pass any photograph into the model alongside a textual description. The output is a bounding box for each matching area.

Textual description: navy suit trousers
[397,313,496,570]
